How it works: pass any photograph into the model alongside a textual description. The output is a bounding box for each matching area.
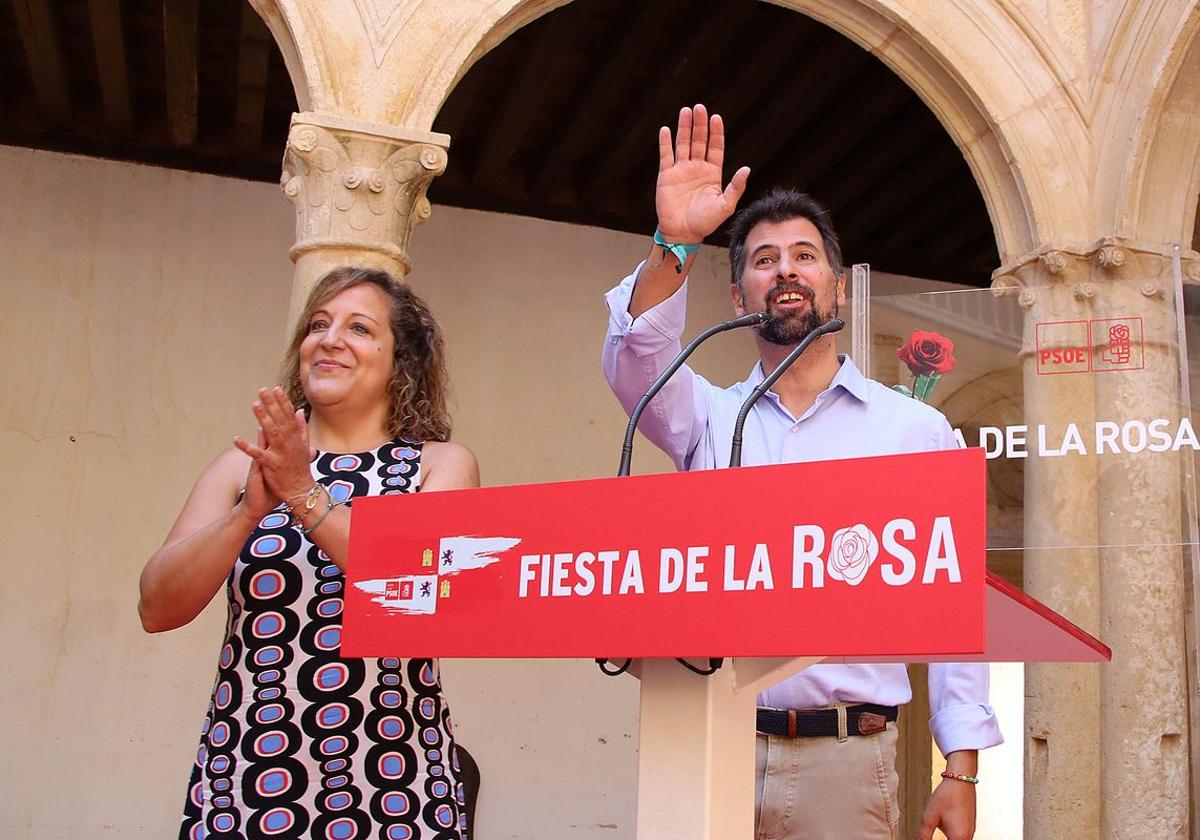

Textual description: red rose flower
[897,331,956,376]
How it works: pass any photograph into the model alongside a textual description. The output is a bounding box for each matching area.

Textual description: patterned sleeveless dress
[180,440,467,840]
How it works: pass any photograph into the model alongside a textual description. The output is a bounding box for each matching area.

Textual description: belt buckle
[857,711,887,736]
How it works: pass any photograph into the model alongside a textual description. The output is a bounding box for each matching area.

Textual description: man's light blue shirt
[602,268,1002,755]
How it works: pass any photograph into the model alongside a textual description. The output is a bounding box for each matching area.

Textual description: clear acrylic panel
[856,251,1200,836]
[855,254,1199,560]
[832,286,857,360]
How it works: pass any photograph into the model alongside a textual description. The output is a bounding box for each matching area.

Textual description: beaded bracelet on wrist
[301,500,337,535]
[285,483,324,518]
[940,771,979,785]
[285,482,330,528]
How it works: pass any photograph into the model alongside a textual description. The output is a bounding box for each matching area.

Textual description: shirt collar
[745,354,873,404]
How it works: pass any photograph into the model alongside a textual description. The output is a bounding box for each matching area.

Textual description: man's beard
[753,284,837,346]
[759,307,825,345]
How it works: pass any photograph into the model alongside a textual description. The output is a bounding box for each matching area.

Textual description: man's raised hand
[656,104,751,244]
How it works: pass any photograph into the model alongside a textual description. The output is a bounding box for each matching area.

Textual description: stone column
[998,241,1196,840]
[996,250,1102,840]
[280,111,448,326]
[1089,242,1190,840]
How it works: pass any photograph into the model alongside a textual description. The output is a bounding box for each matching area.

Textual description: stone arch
[246,0,320,111]
[248,0,1093,266]
[243,0,573,130]
[1117,5,1200,250]
[427,0,1092,264]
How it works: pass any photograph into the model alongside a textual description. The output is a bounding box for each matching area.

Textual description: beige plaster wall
[0,145,296,837]
[0,145,1021,839]
[0,144,753,839]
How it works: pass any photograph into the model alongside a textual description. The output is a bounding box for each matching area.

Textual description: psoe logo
[1036,317,1144,375]
[1090,317,1144,372]
[1036,320,1090,374]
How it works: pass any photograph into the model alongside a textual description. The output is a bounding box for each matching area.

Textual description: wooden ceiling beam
[470,9,583,191]
[87,0,135,137]
[939,229,1001,272]
[579,3,750,207]
[834,145,969,244]
[432,70,481,139]
[701,15,824,136]
[871,178,986,256]
[925,213,997,263]
[162,0,198,148]
[11,0,72,129]
[726,36,870,177]
[428,65,491,193]
[815,116,946,235]
[530,1,682,202]
[759,73,912,190]
[868,251,986,286]
[234,4,272,155]
[624,15,832,226]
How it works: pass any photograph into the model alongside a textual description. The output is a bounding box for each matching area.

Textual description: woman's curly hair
[280,267,452,442]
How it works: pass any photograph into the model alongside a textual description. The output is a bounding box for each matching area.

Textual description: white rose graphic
[827,524,879,586]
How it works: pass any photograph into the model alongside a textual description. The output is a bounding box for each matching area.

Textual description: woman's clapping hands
[233,386,317,516]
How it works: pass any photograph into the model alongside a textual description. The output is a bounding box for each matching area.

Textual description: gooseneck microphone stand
[617,311,769,477]
[599,310,769,677]
[728,318,846,468]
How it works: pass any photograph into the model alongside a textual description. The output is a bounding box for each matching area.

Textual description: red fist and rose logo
[1102,323,1132,365]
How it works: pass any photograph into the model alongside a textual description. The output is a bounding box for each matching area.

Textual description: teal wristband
[653,228,702,274]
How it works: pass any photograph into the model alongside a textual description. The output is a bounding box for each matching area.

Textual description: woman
[139,266,479,840]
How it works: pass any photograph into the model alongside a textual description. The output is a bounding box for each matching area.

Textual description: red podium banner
[342,448,986,658]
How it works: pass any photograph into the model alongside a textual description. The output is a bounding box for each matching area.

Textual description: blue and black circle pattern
[180,439,466,839]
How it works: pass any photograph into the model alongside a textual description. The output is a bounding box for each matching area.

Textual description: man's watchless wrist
[944,749,979,776]
[655,228,703,246]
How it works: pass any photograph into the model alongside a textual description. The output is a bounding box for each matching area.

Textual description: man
[601,104,1001,840]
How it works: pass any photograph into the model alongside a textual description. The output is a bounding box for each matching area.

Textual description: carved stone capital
[1094,237,1127,273]
[1039,249,1070,277]
[280,111,449,274]
[994,239,1172,287]
[1183,255,1200,286]
[990,273,1022,298]
[992,239,1182,333]
[992,246,1090,318]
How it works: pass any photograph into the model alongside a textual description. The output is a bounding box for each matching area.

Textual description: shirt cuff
[604,263,689,356]
[929,702,1004,755]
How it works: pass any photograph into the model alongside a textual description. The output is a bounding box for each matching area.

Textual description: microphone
[617,310,769,477]
[728,318,845,468]
[599,310,770,679]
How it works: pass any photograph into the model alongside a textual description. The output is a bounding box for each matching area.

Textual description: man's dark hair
[727,188,844,286]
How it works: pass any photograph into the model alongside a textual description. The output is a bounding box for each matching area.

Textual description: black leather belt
[756,704,898,737]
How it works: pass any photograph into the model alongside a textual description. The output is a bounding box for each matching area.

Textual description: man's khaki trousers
[754,717,900,840]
